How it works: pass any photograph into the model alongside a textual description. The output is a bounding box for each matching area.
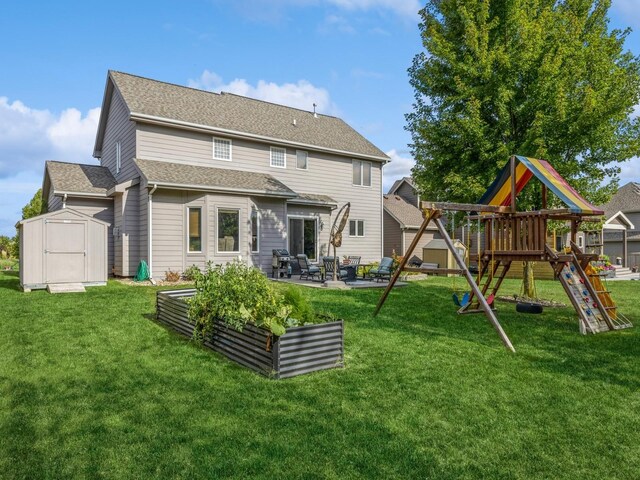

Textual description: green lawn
[1,271,639,479]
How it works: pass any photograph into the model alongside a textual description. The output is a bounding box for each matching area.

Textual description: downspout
[148,184,158,283]
[62,193,68,209]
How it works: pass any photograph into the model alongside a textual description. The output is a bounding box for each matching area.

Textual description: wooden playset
[374,156,632,352]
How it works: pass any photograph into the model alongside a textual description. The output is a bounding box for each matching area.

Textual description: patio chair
[368,257,394,282]
[347,256,361,267]
[297,254,321,281]
[323,257,348,281]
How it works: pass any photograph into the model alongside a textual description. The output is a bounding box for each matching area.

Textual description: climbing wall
[558,262,632,334]
[558,263,608,333]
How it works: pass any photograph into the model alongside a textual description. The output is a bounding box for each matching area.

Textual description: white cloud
[0,97,100,177]
[0,97,100,235]
[383,148,415,192]
[188,70,339,115]
[618,158,640,185]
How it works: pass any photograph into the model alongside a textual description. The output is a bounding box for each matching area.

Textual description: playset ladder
[461,259,512,314]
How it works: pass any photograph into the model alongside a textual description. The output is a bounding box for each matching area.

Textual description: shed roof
[134,158,297,198]
[44,161,116,197]
[99,71,389,162]
[17,208,110,227]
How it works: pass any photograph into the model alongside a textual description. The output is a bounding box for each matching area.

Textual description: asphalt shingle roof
[291,193,337,206]
[46,161,116,195]
[110,71,388,160]
[384,194,430,229]
[600,182,640,218]
[134,158,296,197]
[388,176,416,194]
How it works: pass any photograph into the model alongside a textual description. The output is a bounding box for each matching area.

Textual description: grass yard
[1,270,639,479]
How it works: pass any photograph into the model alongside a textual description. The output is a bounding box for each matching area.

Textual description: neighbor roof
[99,71,389,162]
[384,194,432,229]
[134,158,296,198]
[600,182,640,218]
[388,176,416,195]
[44,161,116,197]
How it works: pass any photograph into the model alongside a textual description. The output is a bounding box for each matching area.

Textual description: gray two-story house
[41,71,389,279]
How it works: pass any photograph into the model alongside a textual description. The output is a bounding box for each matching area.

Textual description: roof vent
[313,103,318,118]
[292,118,297,126]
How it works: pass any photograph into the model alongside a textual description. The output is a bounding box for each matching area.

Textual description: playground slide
[558,263,609,334]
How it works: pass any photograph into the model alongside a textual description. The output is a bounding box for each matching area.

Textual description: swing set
[374,155,633,352]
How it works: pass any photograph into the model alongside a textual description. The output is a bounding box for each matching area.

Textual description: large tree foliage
[22,188,44,219]
[407,0,640,208]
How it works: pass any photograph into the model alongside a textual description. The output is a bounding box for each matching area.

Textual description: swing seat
[486,293,495,306]
[452,292,470,307]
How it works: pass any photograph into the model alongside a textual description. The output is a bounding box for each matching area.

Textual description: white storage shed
[17,209,108,292]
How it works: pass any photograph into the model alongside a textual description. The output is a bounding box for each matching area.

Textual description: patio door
[288,217,317,260]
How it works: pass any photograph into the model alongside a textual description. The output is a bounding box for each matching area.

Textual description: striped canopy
[478,156,603,215]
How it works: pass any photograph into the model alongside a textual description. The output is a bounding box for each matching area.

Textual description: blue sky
[1,0,639,236]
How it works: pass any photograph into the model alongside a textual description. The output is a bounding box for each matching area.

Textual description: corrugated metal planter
[156,289,344,379]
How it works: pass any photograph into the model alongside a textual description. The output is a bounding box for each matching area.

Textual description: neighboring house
[598,182,639,267]
[383,177,439,258]
[42,71,389,279]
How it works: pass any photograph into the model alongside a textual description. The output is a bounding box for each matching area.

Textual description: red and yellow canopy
[478,156,603,215]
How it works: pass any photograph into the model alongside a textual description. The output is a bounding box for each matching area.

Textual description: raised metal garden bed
[156,289,344,379]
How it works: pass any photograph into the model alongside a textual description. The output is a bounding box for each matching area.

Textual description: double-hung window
[188,207,202,253]
[270,147,286,168]
[217,209,240,253]
[296,150,308,170]
[352,160,371,186]
[349,220,365,237]
[213,137,232,161]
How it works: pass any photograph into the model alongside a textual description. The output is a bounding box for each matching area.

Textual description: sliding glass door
[288,217,317,260]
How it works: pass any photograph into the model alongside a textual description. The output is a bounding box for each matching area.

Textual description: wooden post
[434,218,516,352]
[373,209,440,316]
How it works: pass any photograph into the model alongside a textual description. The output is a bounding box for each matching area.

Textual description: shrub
[182,264,201,281]
[188,261,289,337]
[282,285,314,324]
[165,270,181,282]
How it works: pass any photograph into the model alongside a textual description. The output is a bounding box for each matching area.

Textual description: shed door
[45,219,87,283]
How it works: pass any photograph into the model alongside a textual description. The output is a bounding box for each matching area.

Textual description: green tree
[22,188,45,219]
[13,189,46,259]
[407,0,640,298]
[407,0,640,207]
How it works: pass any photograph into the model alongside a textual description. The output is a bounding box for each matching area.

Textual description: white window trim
[352,159,372,187]
[116,140,121,175]
[349,219,365,238]
[213,137,232,161]
[216,207,241,254]
[186,206,203,254]
[270,146,287,168]
[251,208,260,253]
[296,150,308,170]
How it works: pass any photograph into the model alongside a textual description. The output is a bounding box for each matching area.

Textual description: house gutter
[148,184,158,282]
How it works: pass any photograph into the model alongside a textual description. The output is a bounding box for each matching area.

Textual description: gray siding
[150,189,253,279]
[47,193,62,212]
[250,197,287,271]
[123,185,139,275]
[64,197,115,275]
[395,182,419,208]
[101,89,137,181]
[383,211,402,257]
[136,124,383,262]
[113,195,123,275]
